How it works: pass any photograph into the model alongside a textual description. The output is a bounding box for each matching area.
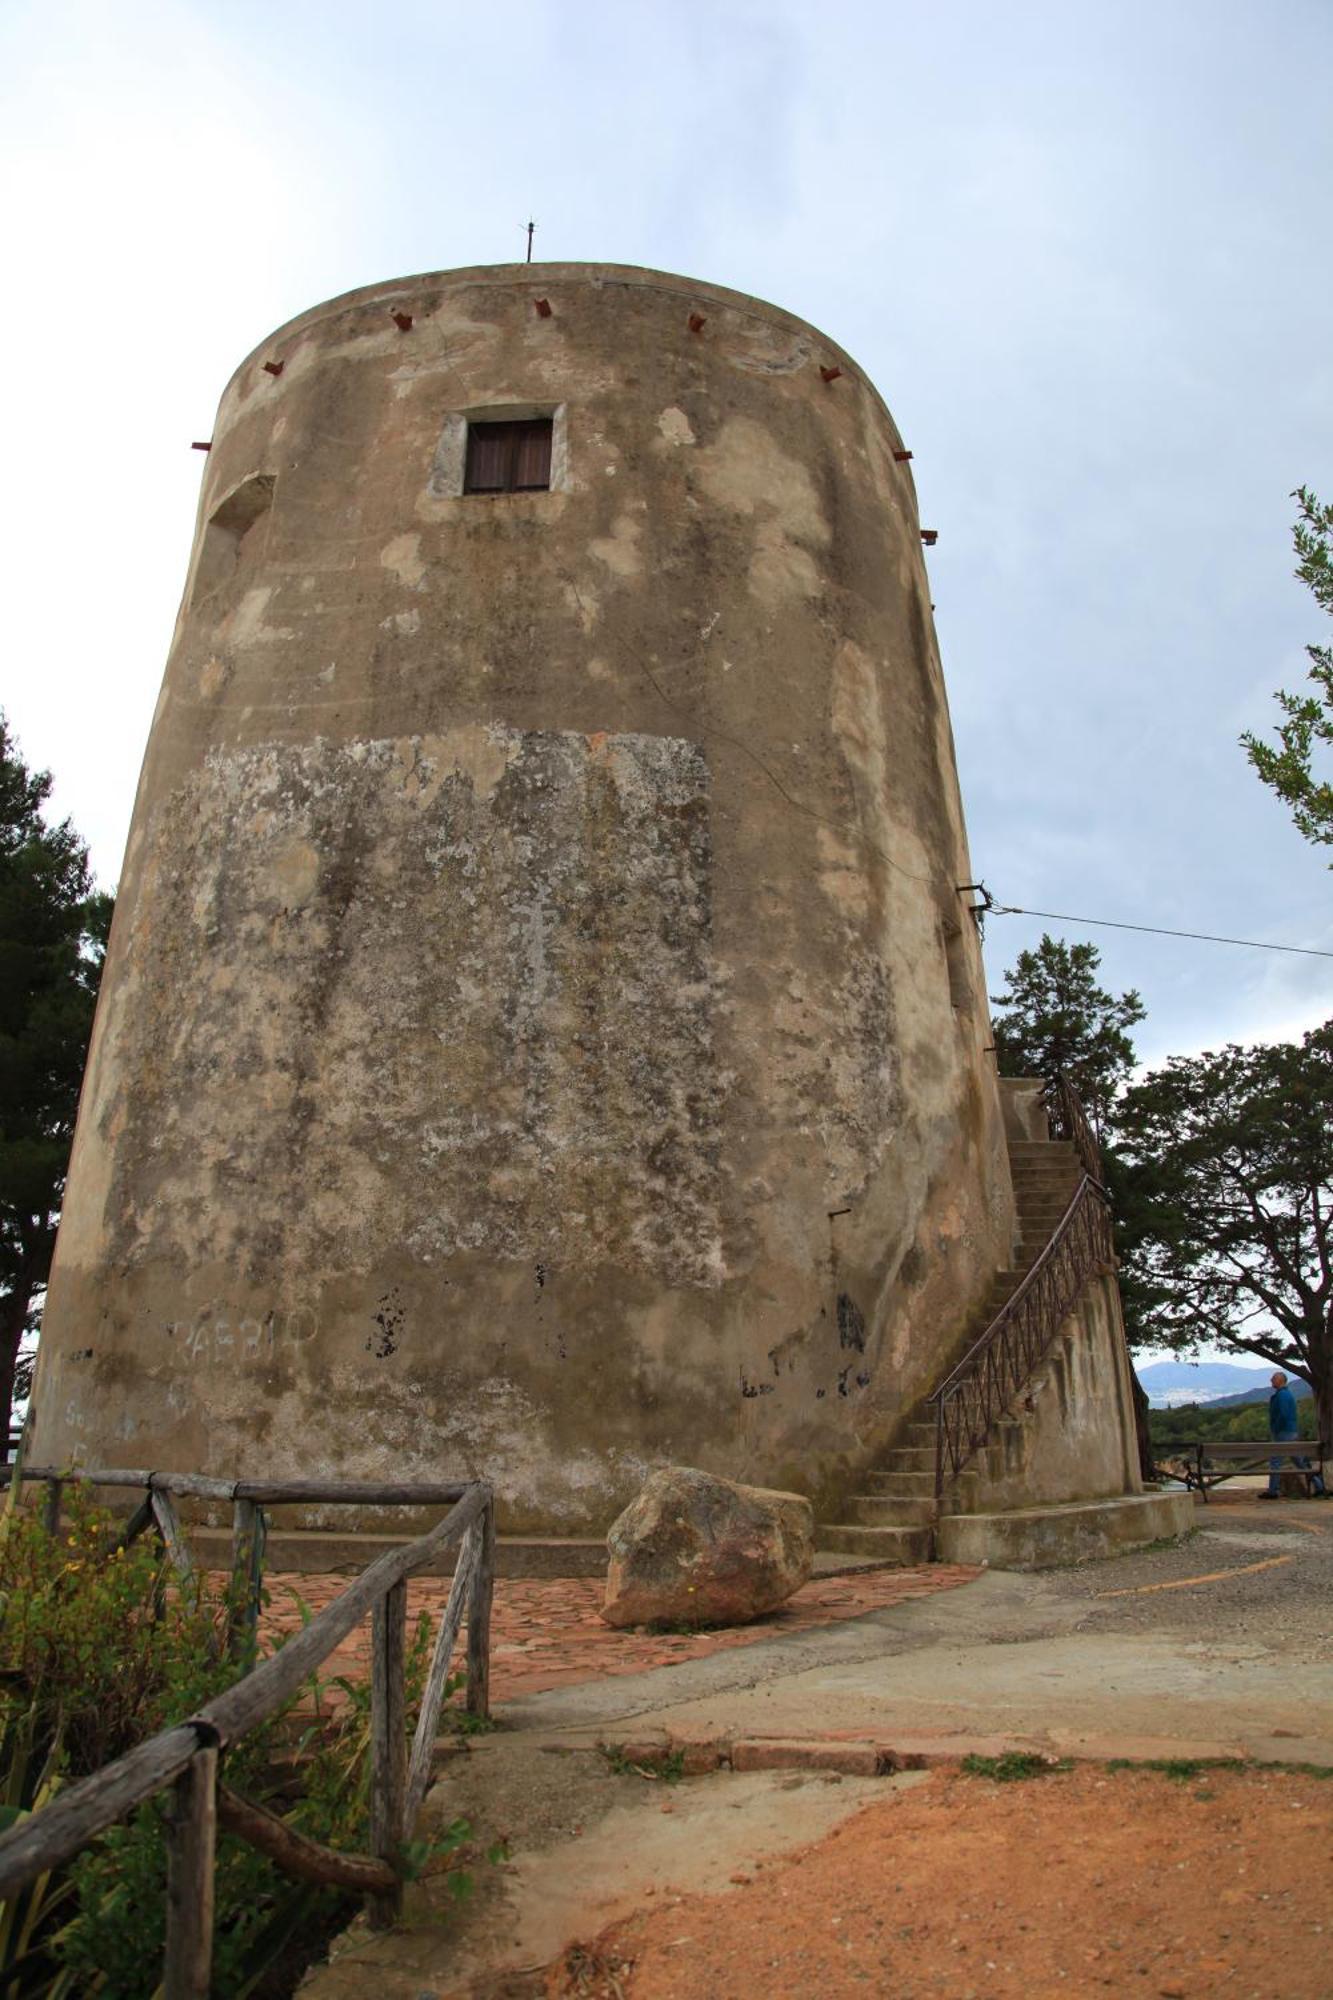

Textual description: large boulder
[601,1466,814,1628]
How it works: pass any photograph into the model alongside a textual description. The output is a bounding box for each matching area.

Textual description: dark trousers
[1268,1444,1325,1495]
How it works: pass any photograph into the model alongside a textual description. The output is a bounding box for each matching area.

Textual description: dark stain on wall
[367,1288,404,1358]
[837,1292,866,1352]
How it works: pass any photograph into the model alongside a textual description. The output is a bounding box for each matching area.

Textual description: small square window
[464,417,553,494]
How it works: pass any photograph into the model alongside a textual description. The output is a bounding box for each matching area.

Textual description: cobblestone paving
[249,1564,981,1701]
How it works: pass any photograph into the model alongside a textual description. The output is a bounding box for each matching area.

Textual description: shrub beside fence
[0,1464,495,1997]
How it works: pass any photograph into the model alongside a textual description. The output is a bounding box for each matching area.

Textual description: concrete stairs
[815,1138,1081,1565]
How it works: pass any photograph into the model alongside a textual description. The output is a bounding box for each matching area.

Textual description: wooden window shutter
[464,423,512,492]
[464,417,553,493]
[512,419,553,490]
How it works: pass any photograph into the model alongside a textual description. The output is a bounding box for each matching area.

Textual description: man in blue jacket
[1262,1372,1326,1498]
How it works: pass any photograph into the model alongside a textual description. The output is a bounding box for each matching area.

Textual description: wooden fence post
[465,1491,495,1719]
[151,1489,195,1580]
[163,1742,217,1999]
[228,1498,266,1660]
[44,1476,63,1536]
[369,1579,407,1928]
[404,1521,478,1827]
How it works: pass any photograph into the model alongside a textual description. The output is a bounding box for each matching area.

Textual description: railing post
[465,1489,495,1719]
[44,1476,63,1536]
[228,1498,267,1661]
[151,1488,195,1580]
[405,1519,479,1827]
[369,1578,407,1929]
[163,1741,217,1999]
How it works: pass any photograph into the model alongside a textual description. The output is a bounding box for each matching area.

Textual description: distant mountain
[1136,1360,1287,1408]
[1207,1378,1312,1410]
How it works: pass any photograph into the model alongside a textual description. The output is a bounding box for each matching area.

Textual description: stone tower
[32,264,1017,1531]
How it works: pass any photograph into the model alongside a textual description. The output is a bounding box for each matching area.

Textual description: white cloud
[1,0,1330,1066]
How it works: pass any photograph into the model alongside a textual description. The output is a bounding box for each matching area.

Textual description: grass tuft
[960,1752,1067,1783]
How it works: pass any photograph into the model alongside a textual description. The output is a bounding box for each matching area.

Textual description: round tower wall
[33,264,1013,1530]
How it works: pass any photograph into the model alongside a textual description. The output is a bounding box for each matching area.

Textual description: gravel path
[1045,1496,1333,1654]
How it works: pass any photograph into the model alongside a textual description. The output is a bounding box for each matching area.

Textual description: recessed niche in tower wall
[191,473,275,604]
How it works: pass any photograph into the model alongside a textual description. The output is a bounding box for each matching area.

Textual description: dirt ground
[298,1498,1333,2000]
[552,1764,1333,2000]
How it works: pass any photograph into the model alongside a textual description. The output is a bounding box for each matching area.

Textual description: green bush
[0,1491,465,1998]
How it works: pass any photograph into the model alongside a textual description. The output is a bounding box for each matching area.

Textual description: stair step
[863,1467,935,1494]
[815,1523,935,1565]
[850,1493,936,1526]
[875,1136,1091,1539]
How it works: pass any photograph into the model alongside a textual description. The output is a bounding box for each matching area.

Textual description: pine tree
[0,716,111,1433]
[990,934,1144,1129]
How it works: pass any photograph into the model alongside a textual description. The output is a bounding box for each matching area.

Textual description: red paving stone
[244,1564,980,1703]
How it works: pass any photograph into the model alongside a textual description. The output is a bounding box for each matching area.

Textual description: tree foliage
[1148,1396,1318,1449]
[990,934,1145,1128]
[1241,485,1333,857]
[1114,1022,1333,1441]
[0,715,111,1432]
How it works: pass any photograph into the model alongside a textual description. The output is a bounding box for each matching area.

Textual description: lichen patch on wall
[656,405,696,447]
[379,532,426,588]
[94,728,725,1291]
[696,416,830,545]
[589,510,644,578]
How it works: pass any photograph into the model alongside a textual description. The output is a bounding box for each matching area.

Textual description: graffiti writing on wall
[168,1307,318,1363]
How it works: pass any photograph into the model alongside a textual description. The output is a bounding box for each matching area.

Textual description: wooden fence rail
[0,1467,495,1997]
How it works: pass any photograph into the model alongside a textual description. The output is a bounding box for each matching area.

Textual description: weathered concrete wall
[998,1077,1049,1146]
[948,1274,1144,1514]
[32,263,1014,1530]
[937,1489,1195,1570]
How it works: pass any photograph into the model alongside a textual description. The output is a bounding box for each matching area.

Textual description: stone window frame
[430,401,569,500]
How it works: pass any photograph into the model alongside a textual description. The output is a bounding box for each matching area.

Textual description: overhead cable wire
[989,902,1333,961]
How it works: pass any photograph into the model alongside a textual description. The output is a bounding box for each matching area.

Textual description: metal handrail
[1046,1072,1104,1184]
[931,1174,1115,1496]
[0,1472,495,1996]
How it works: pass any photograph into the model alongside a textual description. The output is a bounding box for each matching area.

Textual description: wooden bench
[1161,1438,1328,1502]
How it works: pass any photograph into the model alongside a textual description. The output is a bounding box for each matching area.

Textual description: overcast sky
[2,0,1331,1073]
